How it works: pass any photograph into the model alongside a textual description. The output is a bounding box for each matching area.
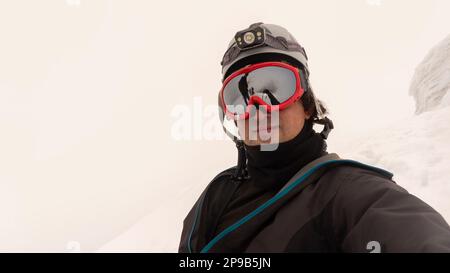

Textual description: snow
[98,182,206,252]
[98,35,450,253]
[409,34,450,114]
[441,90,450,109]
[335,105,450,221]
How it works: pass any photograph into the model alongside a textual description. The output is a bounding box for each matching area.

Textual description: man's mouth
[251,125,279,133]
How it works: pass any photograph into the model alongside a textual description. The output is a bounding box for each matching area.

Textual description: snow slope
[98,181,205,252]
[410,34,450,114]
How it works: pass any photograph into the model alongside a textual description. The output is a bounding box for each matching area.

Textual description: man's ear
[305,107,313,120]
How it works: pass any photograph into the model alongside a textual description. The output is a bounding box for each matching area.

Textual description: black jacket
[178,153,450,253]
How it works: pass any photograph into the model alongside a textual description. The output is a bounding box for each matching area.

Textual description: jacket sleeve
[332,169,450,253]
[178,202,197,253]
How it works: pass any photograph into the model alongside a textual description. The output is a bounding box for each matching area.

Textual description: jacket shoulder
[324,163,450,252]
[181,166,237,228]
[178,166,237,252]
[210,166,238,183]
[307,160,397,198]
[319,161,396,188]
[186,165,237,217]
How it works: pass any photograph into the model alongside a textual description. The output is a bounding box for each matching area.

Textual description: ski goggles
[219,61,306,120]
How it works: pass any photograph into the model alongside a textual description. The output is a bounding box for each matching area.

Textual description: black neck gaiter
[244,119,327,191]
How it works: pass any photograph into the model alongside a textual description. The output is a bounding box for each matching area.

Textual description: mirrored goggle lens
[222,66,298,115]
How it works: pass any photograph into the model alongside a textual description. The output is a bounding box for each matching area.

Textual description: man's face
[237,101,310,146]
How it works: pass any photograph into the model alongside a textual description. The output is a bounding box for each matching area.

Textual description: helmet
[221,22,310,82]
[218,23,334,181]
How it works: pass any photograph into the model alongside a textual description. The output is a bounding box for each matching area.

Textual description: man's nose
[251,106,271,121]
[251,90,280,106]
[251,92,272,109]
[260,92,272,105]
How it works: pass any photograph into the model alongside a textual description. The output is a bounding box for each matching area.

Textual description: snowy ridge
[410,34,450,114]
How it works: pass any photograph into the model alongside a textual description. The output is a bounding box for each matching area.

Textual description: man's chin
[244,130,282,146]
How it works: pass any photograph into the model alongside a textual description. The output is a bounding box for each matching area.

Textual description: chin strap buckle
[233,140,250,181]
[315,117,334,140]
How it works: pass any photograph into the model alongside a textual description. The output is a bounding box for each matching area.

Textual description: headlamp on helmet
[235,25,266,50]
